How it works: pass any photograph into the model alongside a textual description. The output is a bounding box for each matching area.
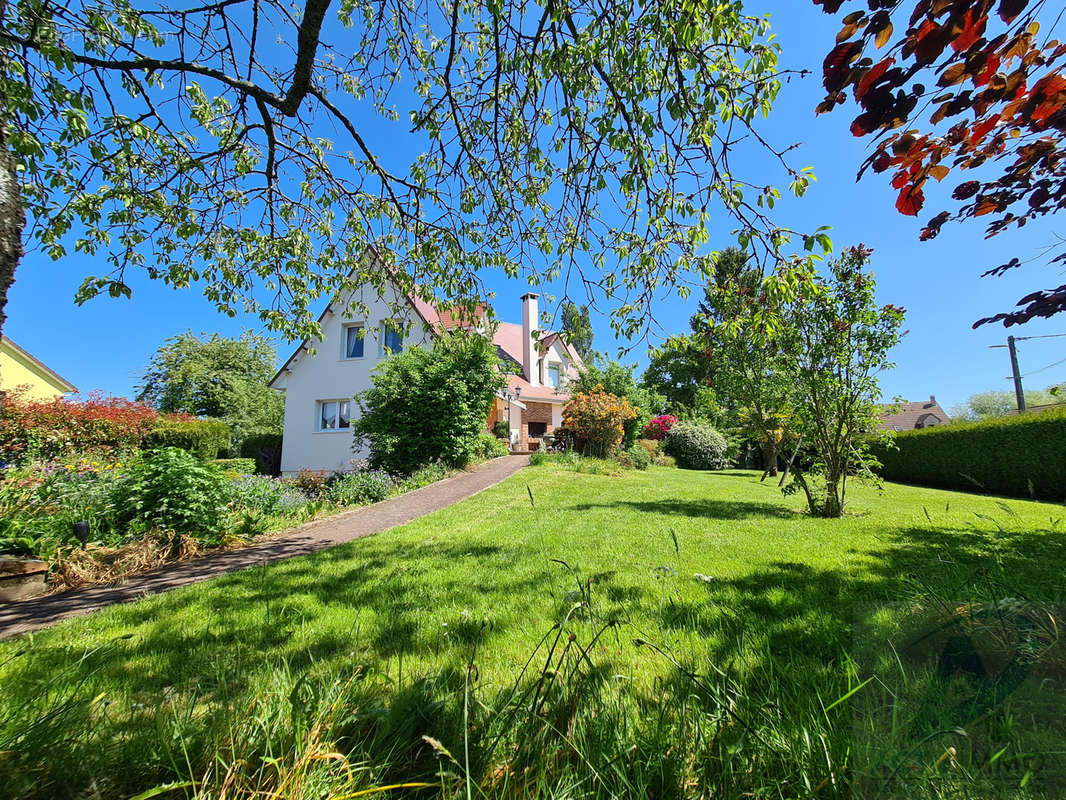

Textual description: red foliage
[813,0,1066,326]
[0,390,192,463]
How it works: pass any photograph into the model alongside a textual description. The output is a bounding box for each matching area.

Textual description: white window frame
[341,323,366,360]
[380,320,404,356]
[546,362,561,389]
[315,399,352,432]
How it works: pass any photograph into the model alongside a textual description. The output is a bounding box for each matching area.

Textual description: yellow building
[0,336,77,401]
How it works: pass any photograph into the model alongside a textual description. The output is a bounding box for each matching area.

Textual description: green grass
[2,466,1064,799]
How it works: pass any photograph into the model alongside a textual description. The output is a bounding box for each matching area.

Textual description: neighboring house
[268,276,582,474]
[0,336,77,401]
[878,395,951,432]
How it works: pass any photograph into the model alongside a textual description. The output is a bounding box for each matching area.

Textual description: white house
[268,275,583,474]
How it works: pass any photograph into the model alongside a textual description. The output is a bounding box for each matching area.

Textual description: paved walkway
[0,455,528,640]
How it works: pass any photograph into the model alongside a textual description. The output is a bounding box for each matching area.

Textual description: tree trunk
[0,118,27,392]
[761,437,778,477]
[823,476,843,518]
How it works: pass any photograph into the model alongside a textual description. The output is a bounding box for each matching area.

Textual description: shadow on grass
[569,498,798,520]
[5,501,1066,798]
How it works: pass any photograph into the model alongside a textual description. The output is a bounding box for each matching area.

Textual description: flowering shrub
[228,474,309,515]
[642,414,677,441]
[562,385,638,457]
[328,469,396,506]
[0,390,193,465]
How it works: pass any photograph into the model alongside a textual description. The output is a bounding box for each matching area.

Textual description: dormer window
[547,363,561,389]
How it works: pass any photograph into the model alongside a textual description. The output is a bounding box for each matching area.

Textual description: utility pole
[989,333,1066,414]
[1007,335,1026,413]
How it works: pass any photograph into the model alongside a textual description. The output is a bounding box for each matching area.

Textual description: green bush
[870,408,1066,500]
[352,332,504,475]
[397,461,449,493]
[142,418,231,461]
[491,420,510,439]
[114,448,229,541]
[239,430,284,475]
[623,444,651,470]
[0,465,126,558]
[212,458,256,474]
[662,422,729,470]
[477,432,509,460]
[328,469,396,506]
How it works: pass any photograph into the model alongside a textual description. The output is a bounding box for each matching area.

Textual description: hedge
[141,418,232,461]
[239,430,284,475]
[870,407,1066,500]
[211,458,257,474]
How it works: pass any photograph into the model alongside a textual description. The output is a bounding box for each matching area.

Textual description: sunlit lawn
[2,466,1064,799]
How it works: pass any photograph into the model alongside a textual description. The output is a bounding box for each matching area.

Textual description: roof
[502,372,571,403]
[878,396,951,431]
[437,303,488,330]
[0,336,77,394]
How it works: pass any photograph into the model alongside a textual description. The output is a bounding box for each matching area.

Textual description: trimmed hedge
[141,419,232,461]
[239,430,283,475]
[870,407,1066,500]
[211,458,257,474]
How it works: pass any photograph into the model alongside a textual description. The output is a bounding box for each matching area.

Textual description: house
[268,277,582,474]
[878,395,951,432]
[0,336,77,401]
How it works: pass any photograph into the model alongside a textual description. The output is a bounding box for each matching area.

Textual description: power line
[1023,355,1066,378]
[988,332,1066,348]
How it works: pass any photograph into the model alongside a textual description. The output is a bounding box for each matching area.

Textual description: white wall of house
[540,339,575,390]
[272,284,433,474]
[507,398,524,445]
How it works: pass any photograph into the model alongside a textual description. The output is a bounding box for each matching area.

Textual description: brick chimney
[521,292,539,386]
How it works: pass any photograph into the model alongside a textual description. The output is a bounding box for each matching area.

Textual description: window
[528,421,547,438]
[317,399,351,431]
[381,323,403,355]
[343,324,365,359]
[547,363,561,389]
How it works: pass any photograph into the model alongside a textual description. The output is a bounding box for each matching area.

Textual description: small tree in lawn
[784,245,905,518]
[352,332,504,475]
[563,385,638,458]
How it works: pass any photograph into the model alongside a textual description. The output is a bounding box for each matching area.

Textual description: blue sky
[5,1,1065,411]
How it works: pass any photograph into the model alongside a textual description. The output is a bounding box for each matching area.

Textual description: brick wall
[520,401,555,450]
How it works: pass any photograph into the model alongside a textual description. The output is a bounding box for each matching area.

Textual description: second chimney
[522,292,540,386]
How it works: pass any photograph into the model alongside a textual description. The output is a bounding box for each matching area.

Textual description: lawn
[2,466,1064,799]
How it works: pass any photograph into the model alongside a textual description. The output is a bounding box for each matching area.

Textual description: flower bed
[0,451,459,592]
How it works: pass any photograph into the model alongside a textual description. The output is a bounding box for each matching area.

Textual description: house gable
[0,336,77,401]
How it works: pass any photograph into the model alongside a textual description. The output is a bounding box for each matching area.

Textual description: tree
[784,246,905,517]
[560,301,595,362]
[692,247,795,476]
[137,331,282,448]
[0,0,826,376]
[690,246,760,334]
[950,385,1065,420]
[570,358,663,448]
[352,332,504,475]
[642,334,719,420]
[812,0,1066,327]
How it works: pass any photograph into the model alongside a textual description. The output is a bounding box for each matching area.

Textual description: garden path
[0,455,529,639]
